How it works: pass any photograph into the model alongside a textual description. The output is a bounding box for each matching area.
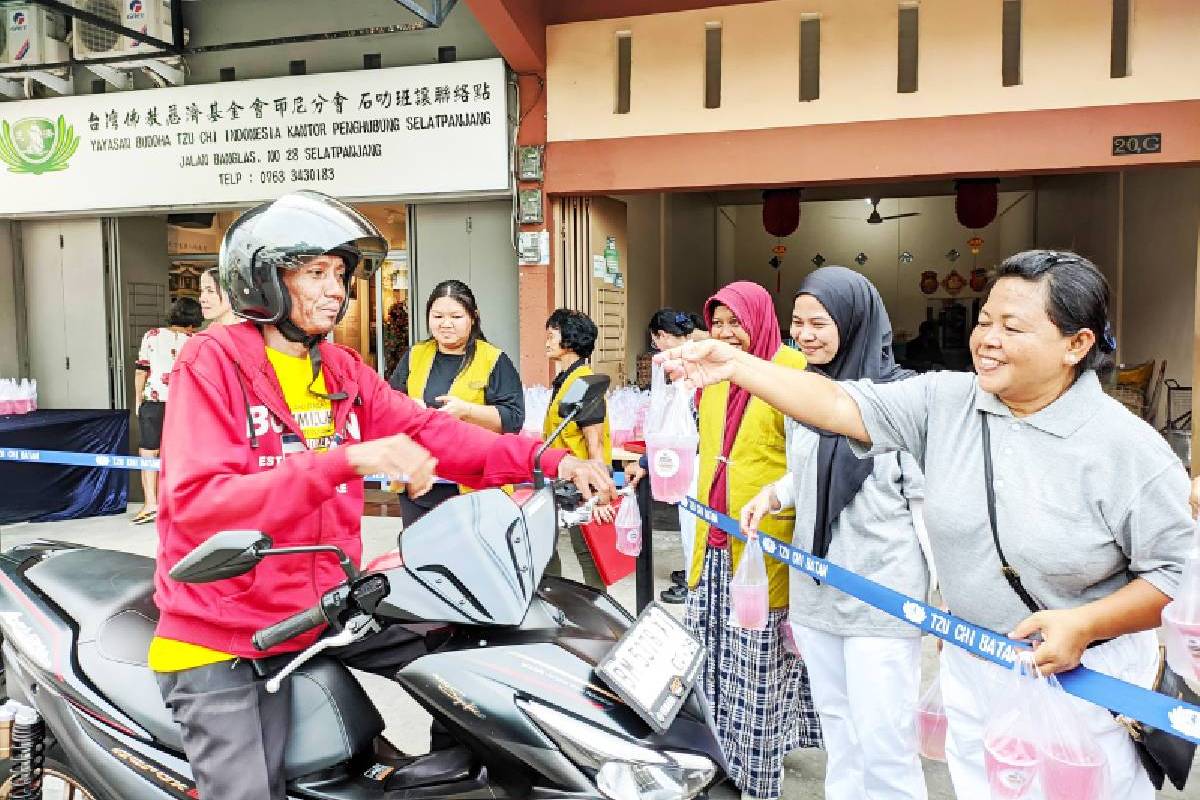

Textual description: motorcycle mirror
[532,373,612,490]
[169,530,273,584]
[557,374,610,420]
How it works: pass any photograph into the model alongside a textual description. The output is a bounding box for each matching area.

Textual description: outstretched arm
[655,339,872,444]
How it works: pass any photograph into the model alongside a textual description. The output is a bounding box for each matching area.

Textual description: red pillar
[465,0,553,384]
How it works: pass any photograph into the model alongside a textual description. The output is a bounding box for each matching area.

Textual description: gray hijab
[797,266,914,560]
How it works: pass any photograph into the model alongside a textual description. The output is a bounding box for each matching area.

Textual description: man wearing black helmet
[150,191,613,800]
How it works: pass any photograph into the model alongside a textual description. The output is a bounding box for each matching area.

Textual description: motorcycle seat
[25,547,386,777]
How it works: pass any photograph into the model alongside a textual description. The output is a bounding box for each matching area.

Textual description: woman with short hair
[543,308,612,590]
[656,250,1191,798]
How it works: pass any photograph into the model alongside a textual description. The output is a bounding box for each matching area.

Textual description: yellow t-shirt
[149,346,334,672]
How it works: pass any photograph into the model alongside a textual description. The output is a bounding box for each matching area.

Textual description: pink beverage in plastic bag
[1162,601,1200,681]
[614,493,643,557]
[730,582,768,630]
[646,435,697,503]
[779,619,800,656]
[615,520,642,556]
[1040,744,1105,800]
[13,398,30,414]
[917,708,948,761]
[612,428,634,448]
[984,737,1039,799]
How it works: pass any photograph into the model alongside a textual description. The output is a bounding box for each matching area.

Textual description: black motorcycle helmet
[219,190,389,344]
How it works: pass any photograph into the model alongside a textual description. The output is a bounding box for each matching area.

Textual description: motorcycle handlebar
[252,605,328,651]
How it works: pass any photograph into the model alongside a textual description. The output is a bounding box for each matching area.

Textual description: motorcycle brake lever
[264,614,380,694]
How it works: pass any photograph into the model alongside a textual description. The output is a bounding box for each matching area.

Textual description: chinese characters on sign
[0,59,508,215]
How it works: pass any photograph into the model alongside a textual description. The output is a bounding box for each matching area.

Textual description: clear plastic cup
[917,708,948,761]
[984,736,1039,799]
[645,434,698,504]
[729,582,769,630]
[1039,743,1106,800]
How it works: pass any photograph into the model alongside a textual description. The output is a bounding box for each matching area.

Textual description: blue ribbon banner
[6,448,1199,743]
[0,448,160,471]
[0,448,405,482]
[680,495,1200,746]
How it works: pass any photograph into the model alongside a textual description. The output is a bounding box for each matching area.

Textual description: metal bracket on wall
[84,64,134,91]
[391,0,460,27]
[127,58,187,87]
[0,71,74,99]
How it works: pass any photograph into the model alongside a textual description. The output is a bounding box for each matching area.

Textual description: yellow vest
[543,363,612,463]
[404,338,505,494]
[406,339,501,406]
[690,346,807,608]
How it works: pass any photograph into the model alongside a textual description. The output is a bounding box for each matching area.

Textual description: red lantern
[762,188,801,238]
[955,179,999,230]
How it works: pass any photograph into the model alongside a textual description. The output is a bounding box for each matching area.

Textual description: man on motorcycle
[149,190,613,800]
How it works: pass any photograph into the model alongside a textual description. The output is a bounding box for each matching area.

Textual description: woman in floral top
[131,297,202,524]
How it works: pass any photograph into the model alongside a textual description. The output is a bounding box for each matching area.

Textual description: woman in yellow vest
[388,279,524,528]
[542,308,612,590]
[686,282,822,800]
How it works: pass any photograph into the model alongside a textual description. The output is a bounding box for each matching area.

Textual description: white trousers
[793,624,928,800]
[939,631,1158,800]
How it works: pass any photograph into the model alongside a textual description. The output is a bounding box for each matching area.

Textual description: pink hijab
[702,282,783,547]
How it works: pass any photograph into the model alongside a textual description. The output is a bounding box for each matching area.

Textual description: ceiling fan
[834,198,921,225]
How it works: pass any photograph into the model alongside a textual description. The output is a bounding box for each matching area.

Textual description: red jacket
[153,321,567,659]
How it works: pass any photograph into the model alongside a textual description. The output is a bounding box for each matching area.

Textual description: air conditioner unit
[72,0,172,60]
[0,4,69,67]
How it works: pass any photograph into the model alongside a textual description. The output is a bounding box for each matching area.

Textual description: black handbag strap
[980,412,1043,614]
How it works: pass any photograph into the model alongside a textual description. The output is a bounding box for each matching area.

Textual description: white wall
[1033,174,1122,293]
[615,193,663,376]
[730,192,1036,340]
[548,0,1200,142]
[666,193,719,322]
[1118,168,1200,423]
[0,223,19,377]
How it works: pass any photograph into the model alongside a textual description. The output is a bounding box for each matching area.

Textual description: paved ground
[2,510,1196,799]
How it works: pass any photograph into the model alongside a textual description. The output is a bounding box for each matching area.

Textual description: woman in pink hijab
[685,282,822,800]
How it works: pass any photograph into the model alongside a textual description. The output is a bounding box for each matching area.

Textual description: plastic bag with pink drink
[728,533,769,631]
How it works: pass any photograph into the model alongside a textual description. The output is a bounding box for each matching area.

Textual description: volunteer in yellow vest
[542,308,612,590]
[388,279,525,528]
[686,282,822,800]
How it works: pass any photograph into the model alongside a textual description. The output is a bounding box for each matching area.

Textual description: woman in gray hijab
[741,266,931,800]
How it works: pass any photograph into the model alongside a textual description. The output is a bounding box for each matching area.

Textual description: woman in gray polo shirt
[741,267,931,800]
[655,250,1191,799]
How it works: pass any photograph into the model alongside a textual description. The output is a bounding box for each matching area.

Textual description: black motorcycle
[0,374,726,799]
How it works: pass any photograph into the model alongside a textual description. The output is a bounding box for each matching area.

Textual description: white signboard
[0,58,508,215]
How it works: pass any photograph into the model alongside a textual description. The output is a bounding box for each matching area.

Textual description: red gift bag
[578,496,638,586]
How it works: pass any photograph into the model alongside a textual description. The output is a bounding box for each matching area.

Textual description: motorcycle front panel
[376,487,557,626]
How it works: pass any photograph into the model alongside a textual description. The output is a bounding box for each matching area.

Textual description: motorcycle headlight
[519,700,717,800]
[596,752,717,800]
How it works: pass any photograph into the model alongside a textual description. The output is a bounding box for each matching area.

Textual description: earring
[1067,356,1079,365]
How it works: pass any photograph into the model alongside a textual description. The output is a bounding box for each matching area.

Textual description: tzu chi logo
[129,0,143,12]
[11,11,25,25]
[0,116,80,175]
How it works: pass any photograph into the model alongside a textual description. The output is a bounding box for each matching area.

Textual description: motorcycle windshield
[376,487,556,626]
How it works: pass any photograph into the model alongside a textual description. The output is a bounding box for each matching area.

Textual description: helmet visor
[248,190,389,278]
